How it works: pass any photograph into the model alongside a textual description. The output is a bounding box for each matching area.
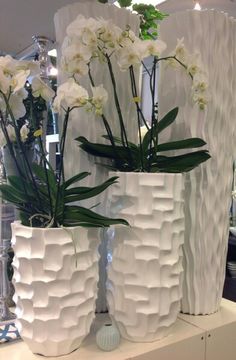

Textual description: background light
[194,2,201,10]
[48,67,58,76]
[48,48,57,57]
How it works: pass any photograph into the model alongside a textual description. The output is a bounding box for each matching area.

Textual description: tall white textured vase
[54,2,139,312]
[158,10,236,314]
[107,172,184,342]
[12,222,99,356]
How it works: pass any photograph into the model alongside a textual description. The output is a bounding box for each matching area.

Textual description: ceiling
[0,0,91,56]
[0,0,236,56]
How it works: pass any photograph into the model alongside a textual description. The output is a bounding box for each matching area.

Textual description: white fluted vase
[180,158,232,314]
[11,221,99,357]
[158,10,236,315]
[107,172,184,342]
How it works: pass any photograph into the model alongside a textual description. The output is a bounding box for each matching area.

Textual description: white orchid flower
[61,57,89,77]
[142,39,167,58]
[81,28,98,49]
[53,78,89,113]
[0,55,17,75]
[16,60,40,77]
[118,29,137,47]
[67,15,99,37]
[62,42,92,63]
[186,53,202,76]
[116,43,142,71]
[61,42,92,76]
[31,76,55,102]
[9,88,28,119]
[0,67,11,94]
[192,92,210,110]
[97,20,121,49]
[174,38,188,62]
[20,123,30,142]
[91,85,108,115]
[11,69,30,93]
[192,72,208,93]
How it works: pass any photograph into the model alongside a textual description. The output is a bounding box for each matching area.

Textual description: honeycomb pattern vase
[107,172,184,342]
[11,221,99,356]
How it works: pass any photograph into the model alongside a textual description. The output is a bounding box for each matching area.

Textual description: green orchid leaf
[157,107,179,134]
[77,136,127,159]
[156,138,207,152]
[5,177,51,212]
[63,205,129,227]
[32,163,57,197]
[0,184,25,204]
[7,175,34,195]
[65,176,119,202]
[76,136,121,159]
[142,107,180,157]
[102,135,138,150]
[63,172,91,189]
[19,211,30,226]
[151,150,211,173]
[142,127,154,152]
[76,136,139,163]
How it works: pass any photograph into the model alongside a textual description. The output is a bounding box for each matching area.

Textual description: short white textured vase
[11,221,99,357]
[158,10,236,315]
[107,172,184,342]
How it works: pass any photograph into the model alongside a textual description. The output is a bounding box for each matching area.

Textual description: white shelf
[0,316,205,360]
[179,299,236,360]
[1,299,236,360]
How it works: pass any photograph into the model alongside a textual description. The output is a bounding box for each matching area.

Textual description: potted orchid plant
[54,15,210,172]
[0,55,127,229]
[56,13,211,343]
[0,54,128,357]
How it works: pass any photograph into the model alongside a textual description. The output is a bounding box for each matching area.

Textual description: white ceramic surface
[107,172,184,342]
[54,2,140,313]
[11,222,99,356]
[158,10,236,315]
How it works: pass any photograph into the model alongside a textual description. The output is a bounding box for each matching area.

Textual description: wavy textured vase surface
[107,172,184,342]
[54,2,140,313]
[11,222,99,356]
[158,10,236,314]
